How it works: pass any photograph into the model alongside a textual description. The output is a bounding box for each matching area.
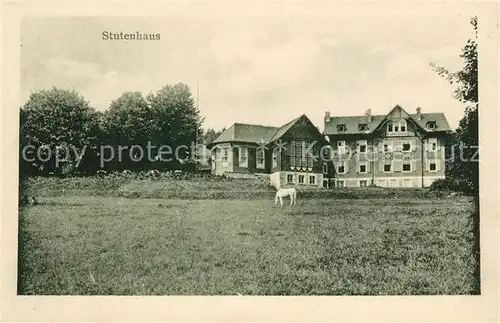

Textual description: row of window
[286,173,317,185]
[335,178,416,188]
[336,120,437,133]
[335,138,439,154]
[216,147,266,169]
[217,140,439,169]
[335,159,440,174]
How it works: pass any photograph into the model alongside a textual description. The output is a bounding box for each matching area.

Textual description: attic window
[358,124,368,131]
[337,124,346,132]
[426,121,437,129]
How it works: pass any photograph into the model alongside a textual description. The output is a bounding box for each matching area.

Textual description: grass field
[18,178,478,295]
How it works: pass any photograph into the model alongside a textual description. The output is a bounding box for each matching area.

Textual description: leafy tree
[430,16,479,294]
[431,16,478,195]
[102,91,155,170]
[147,83,203,170]
[20,87,101,176]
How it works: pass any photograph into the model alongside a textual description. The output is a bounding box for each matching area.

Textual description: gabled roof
[268,115,303,143]
[207,114,321,148]
[410,113,451,132]
[324,106,452,135]
[325,115,386,135]
[208,123,279,147]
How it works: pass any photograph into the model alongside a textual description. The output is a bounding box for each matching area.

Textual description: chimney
[365,109,372,122]
[325,111,331,123]
[416,107,422,120]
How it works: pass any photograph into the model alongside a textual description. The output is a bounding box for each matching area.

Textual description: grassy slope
[18,195,476,295]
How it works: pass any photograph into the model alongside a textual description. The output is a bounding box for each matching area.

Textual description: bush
[429,178,459,192]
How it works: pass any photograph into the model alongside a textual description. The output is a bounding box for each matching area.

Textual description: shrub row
[26,175,458,200]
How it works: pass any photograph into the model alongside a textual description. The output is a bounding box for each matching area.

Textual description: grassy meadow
[18,175,478,295]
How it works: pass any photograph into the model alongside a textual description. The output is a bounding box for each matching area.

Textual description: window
[338,161,346,174]
[402,161,411,172]
[359,161,367,173]
[402,141,411,152]
[322,145,331,160]
[358,140,367,153]
[323,163,328,174]
[426,121,437,129]
[221,148,228,162]
[239,147,248,167]
[211,152,216,170]
[387,120,407,133]
[337,124,346,132]
[428,138,437,151]
[429,160,437,172]
[358,124,368,131]
[400,121,407,132]
[287,174,294,183]
[359,180,368,187]
[298,175,305,184]
[309,175,316,185]
[289,140,314,169]
[384,160,392,172]
[337,180,345,188]
[272,148,278,168]
[337,141,346,154]
[256,148,265,168]
[383,143,392,152]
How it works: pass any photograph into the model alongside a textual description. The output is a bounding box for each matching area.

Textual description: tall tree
[103,91,154,170]
[431,16,478,195]
[430,16,479,294]
[20,87,101,175]
[147,83,203,169]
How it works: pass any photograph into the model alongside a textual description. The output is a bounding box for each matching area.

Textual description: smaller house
[207,114,335,188]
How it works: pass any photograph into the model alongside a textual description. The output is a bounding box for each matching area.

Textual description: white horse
[275,188,297,206]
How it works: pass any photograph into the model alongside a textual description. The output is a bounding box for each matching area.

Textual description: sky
[21,10,474,132]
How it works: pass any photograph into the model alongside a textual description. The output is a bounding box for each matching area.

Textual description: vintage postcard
[2,1,499,322]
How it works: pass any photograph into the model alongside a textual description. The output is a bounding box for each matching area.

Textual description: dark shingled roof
[268,115,303,143]
[209,123,279,146]
[325,112,451,135]
[208,115,313,147]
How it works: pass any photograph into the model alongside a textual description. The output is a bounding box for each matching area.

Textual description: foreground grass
[18,195,476,295]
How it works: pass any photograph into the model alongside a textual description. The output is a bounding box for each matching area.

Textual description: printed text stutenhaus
[102,31,161,40]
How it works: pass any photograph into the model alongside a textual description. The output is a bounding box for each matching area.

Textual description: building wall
[211,143,233,175]
[231,144,258,174]
[270,171,323,189]
[328,128,447,188]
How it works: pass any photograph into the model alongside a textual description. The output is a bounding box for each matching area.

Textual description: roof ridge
[269,115,306,143]
[233,122,279,128]
[329,112,445,119]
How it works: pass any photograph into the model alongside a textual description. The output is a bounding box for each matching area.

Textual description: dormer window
[426,121,437,130]
[400,120,407,132]
[387,120,407,134]
[337,124,346,132]
[358,124,368,131]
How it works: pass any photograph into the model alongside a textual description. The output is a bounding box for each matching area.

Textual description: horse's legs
[280,197,283,206]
